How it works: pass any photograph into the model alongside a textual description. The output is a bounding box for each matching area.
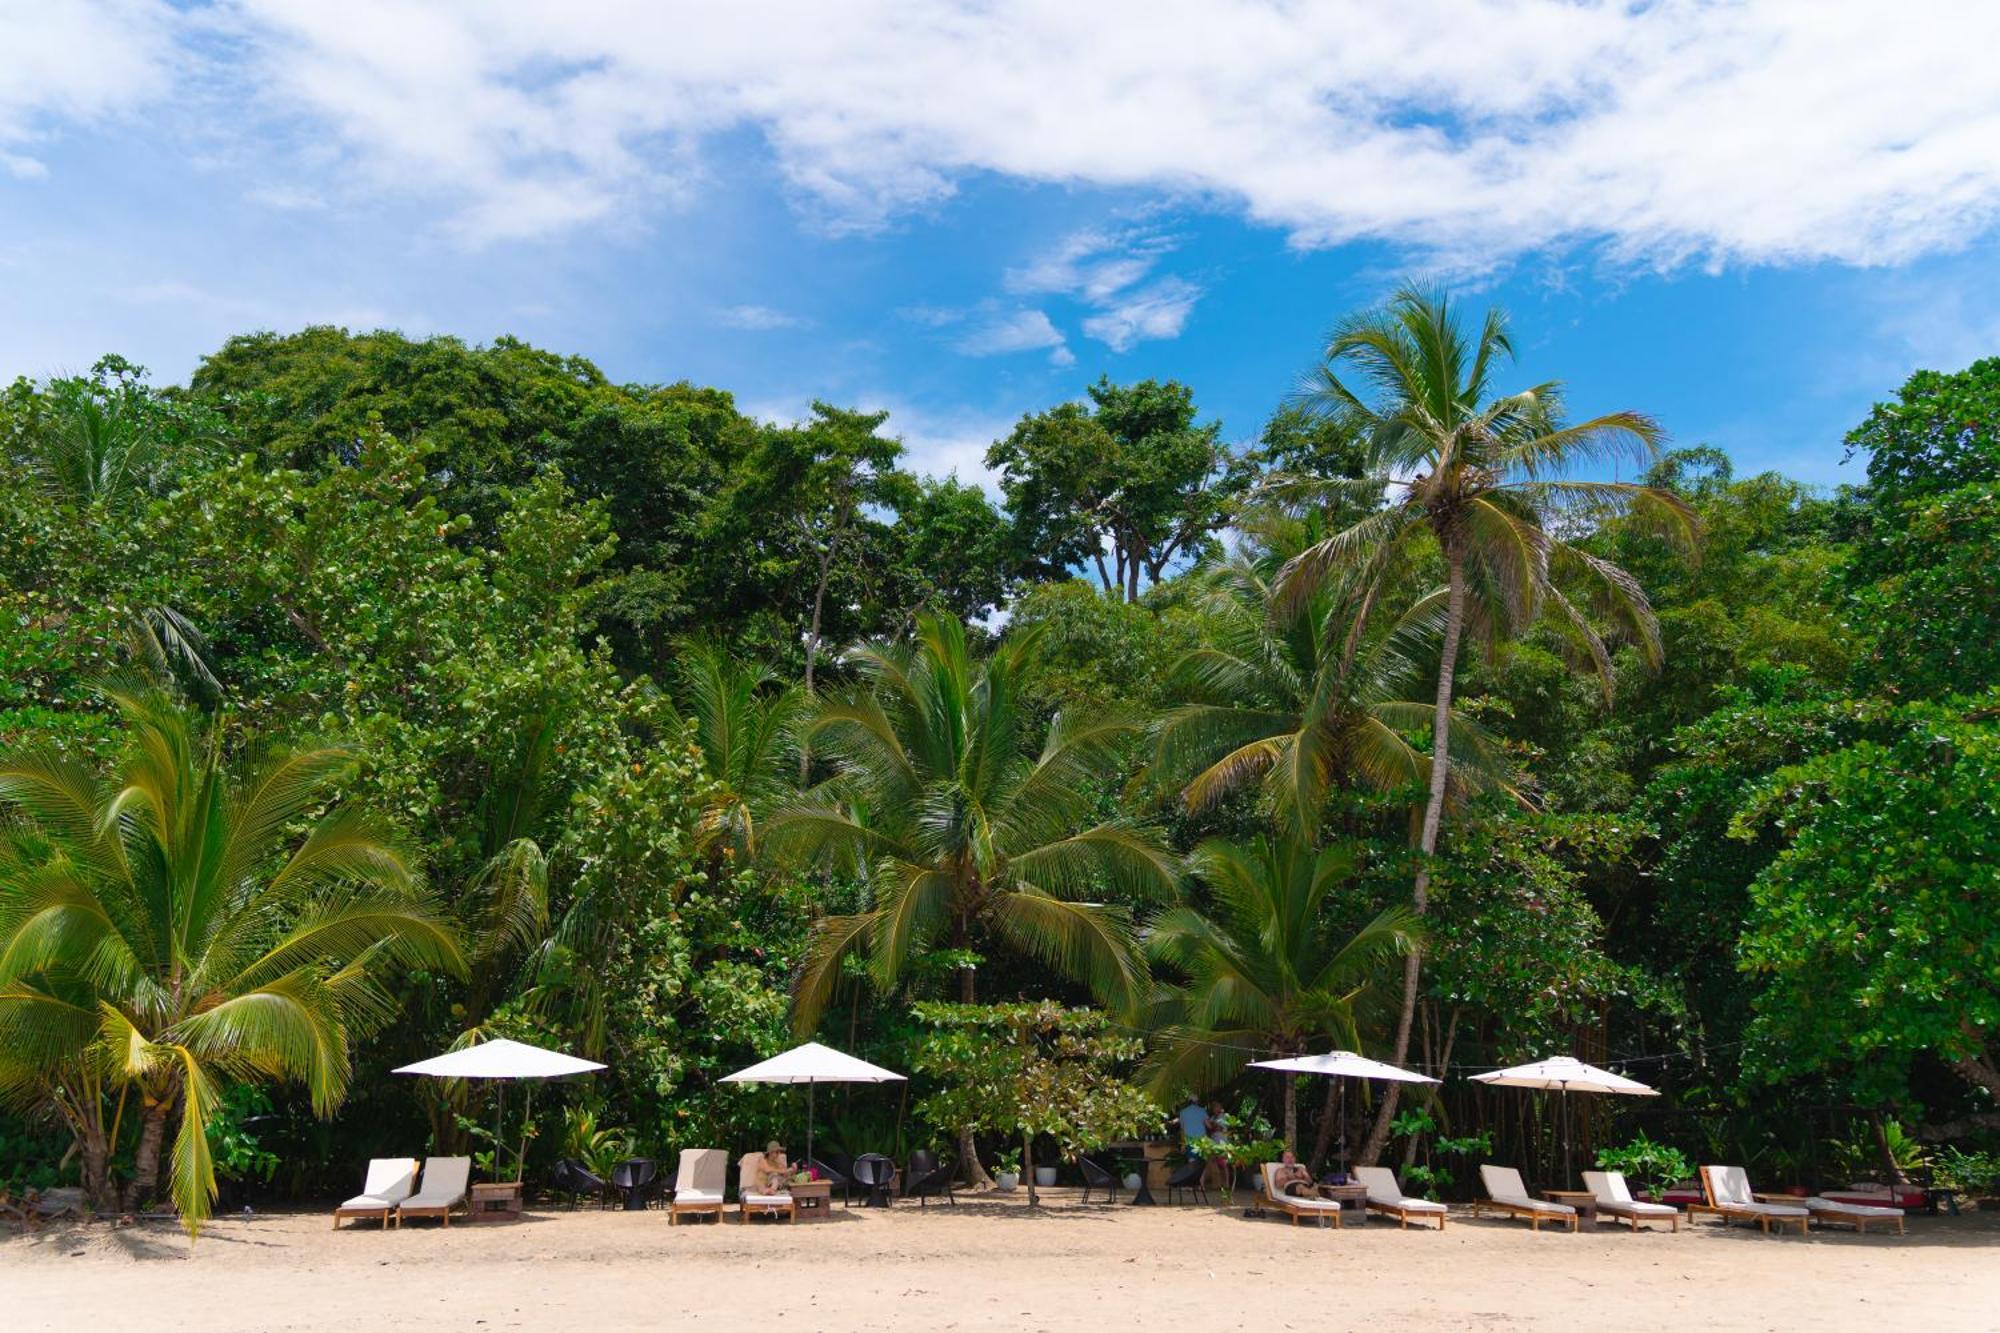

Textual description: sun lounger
[1693,1165,1808,1235]
[1793,1194,1906,1234]
[1258,1162,1344,1227]
[332,1157,420,1229]
[1353,1166,1447,1230]
[1475,1165,1577,1232]
[1582,1170,1680,1232]
[669,1148,727,1225]
[395,1156,471,1228]
[736,1152,797,1223]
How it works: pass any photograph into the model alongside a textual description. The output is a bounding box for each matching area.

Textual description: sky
[5,1,2000,491]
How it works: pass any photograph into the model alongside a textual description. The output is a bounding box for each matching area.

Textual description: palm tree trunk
[125,1093,174,1212]
[954,954,994,1189]
[1359,547,1466,1166]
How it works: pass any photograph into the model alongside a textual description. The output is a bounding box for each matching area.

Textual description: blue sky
[6,2,2000,491]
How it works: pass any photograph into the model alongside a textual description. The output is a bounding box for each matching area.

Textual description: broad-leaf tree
[1278,284,1695,1162]
[0,688,461,1235]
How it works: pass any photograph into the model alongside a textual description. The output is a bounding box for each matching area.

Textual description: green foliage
[1595,1131,1692,1201]
[910,1001,1159,1196]
[1736,706,2000,1103]
[1934,1146,2000,1196]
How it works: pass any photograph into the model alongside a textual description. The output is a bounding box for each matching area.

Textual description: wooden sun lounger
[669,1148,727,1225]
[1353,1166,1447,1230]
[1786,1195,1906,1235]
[332,1157,420,1229]
[737,1152,797,1223]
[1583,1170,1681,1232]
[1475,1165,1577,1232]
[1693,1166,1808,1236]
[395,1156,472,1228]
[1258,1164,1344,1227]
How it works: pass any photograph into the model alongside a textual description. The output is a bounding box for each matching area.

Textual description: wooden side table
[1541,1189,1598,1229]
[1318,1182,1369,1219]
[789,1180,833,1223]
[470,1181,523,1223]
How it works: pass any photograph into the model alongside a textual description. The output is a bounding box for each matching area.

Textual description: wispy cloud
[1081,277,1201,352]
[1008,225,1201,350]
[9,3,1994,267]
[955,308,1072,366]
[715,303,811,331]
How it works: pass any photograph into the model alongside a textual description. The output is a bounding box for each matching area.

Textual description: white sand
[7,1190,1996,1332]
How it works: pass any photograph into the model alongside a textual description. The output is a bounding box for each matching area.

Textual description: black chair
[1165,1156,1209,1205]
[610,1157,659,1211]
[550,1157,610,1210]
[807,1155,856,1208]
[903,1150,956,1209]
[1077,1155,1119,1204]
[852,1153,896,1207]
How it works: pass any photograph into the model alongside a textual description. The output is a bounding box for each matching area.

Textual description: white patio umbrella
[1248,1050,1438,1171]
[1470,1055,1658,1183]
[720,1041,905,1166]
[395,1038,606,1181]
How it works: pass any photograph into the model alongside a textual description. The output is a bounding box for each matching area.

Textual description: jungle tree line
[3,292,1998,1234]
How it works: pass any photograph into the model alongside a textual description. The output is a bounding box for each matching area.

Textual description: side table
[469,1180,523,1223]
[1541,1188,1598,1229]
[789,1180,833,1222]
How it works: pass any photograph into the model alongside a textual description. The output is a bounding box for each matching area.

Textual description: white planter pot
[1034,1166,1059,1187]
[1122,1172,1142,1191]
[995,1172,1020,1192]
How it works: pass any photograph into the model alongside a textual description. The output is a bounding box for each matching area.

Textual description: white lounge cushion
[673,1188,724,1205]
[403,1156,471,1208]
[1481,1165,1575,1214]
[1803,1197,1901,1219]
[1584,1170,1677,1215]
[1354,1167,1446,1211]
[1704,1165,1808,1216]
[742,1192,793,1207]
[675,1148,727,1198]
[340,1158,418,1211]
[1602,1198,1679,1216]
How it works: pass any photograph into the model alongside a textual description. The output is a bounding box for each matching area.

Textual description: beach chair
[1693,1166,1808,1235]
[806,1154,855,1207]
[549,1157,610,1210]
[736,1152,796,1223]
[395,1156,471,1228]
[1582,1170,1680,1232]
[669,1148,727,1225]
[1164,1157,1210,1206]
[332,1157,419,1229]
[1353,1166,1448,1230]
[1077,1155,1120,1204]
[1475,1165,1577,1232]
[1795,1194,1906,1235]
[904,1149,957,1208]
[1257,1162,1344,1227]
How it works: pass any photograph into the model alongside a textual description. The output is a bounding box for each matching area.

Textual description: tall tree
[764,612,1179,1175]
[1143,835,1414,1158]
[1278,284,1695,1164]
[988,377,1250,601]
[0,687,461,1235]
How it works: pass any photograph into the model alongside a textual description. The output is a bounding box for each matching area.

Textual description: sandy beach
[8,1190,1996,1333]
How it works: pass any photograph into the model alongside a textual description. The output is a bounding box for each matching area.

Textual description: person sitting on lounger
[1270,1150,1318,1198]
[751,1142,792,1193]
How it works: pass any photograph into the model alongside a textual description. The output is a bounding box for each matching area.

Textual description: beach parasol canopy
[721,1041,905,1166]
[1470,1056,1657,1184]
[395,1038,606,1181]
[1249,1050,1438,1172]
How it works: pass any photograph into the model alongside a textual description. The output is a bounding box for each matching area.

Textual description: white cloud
[1081,276,1201,352]
[955,308,1070,365]
[8,3,2000,270]
[715,303,810,330]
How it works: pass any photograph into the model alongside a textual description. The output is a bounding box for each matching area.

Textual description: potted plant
[1033,1159,1060,1188]
[992,1147,1022,1193]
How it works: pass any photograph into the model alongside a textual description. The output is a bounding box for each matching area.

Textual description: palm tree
[667,640,805,862]
[1143,835,1414,1154]
[765,612,1180,1174]
[1276,284,1696,1162]
[1149,507,1510,832]
[0,687,462,1235]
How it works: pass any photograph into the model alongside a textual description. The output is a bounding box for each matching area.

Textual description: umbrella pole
[1561,1086,1571,1186]
[495,1083,506,1183]
[1338,1079,1347,1175]
[518,1082,535,1183]
[807,1080,816,1167]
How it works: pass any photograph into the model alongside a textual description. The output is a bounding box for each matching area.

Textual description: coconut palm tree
[770,612,1180,1027]
[0,687,462,1235]
[667,640,805,862]
[1149,507,1510,833]
[1276,283,1697,1162]
[1143,835,1414,1152]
